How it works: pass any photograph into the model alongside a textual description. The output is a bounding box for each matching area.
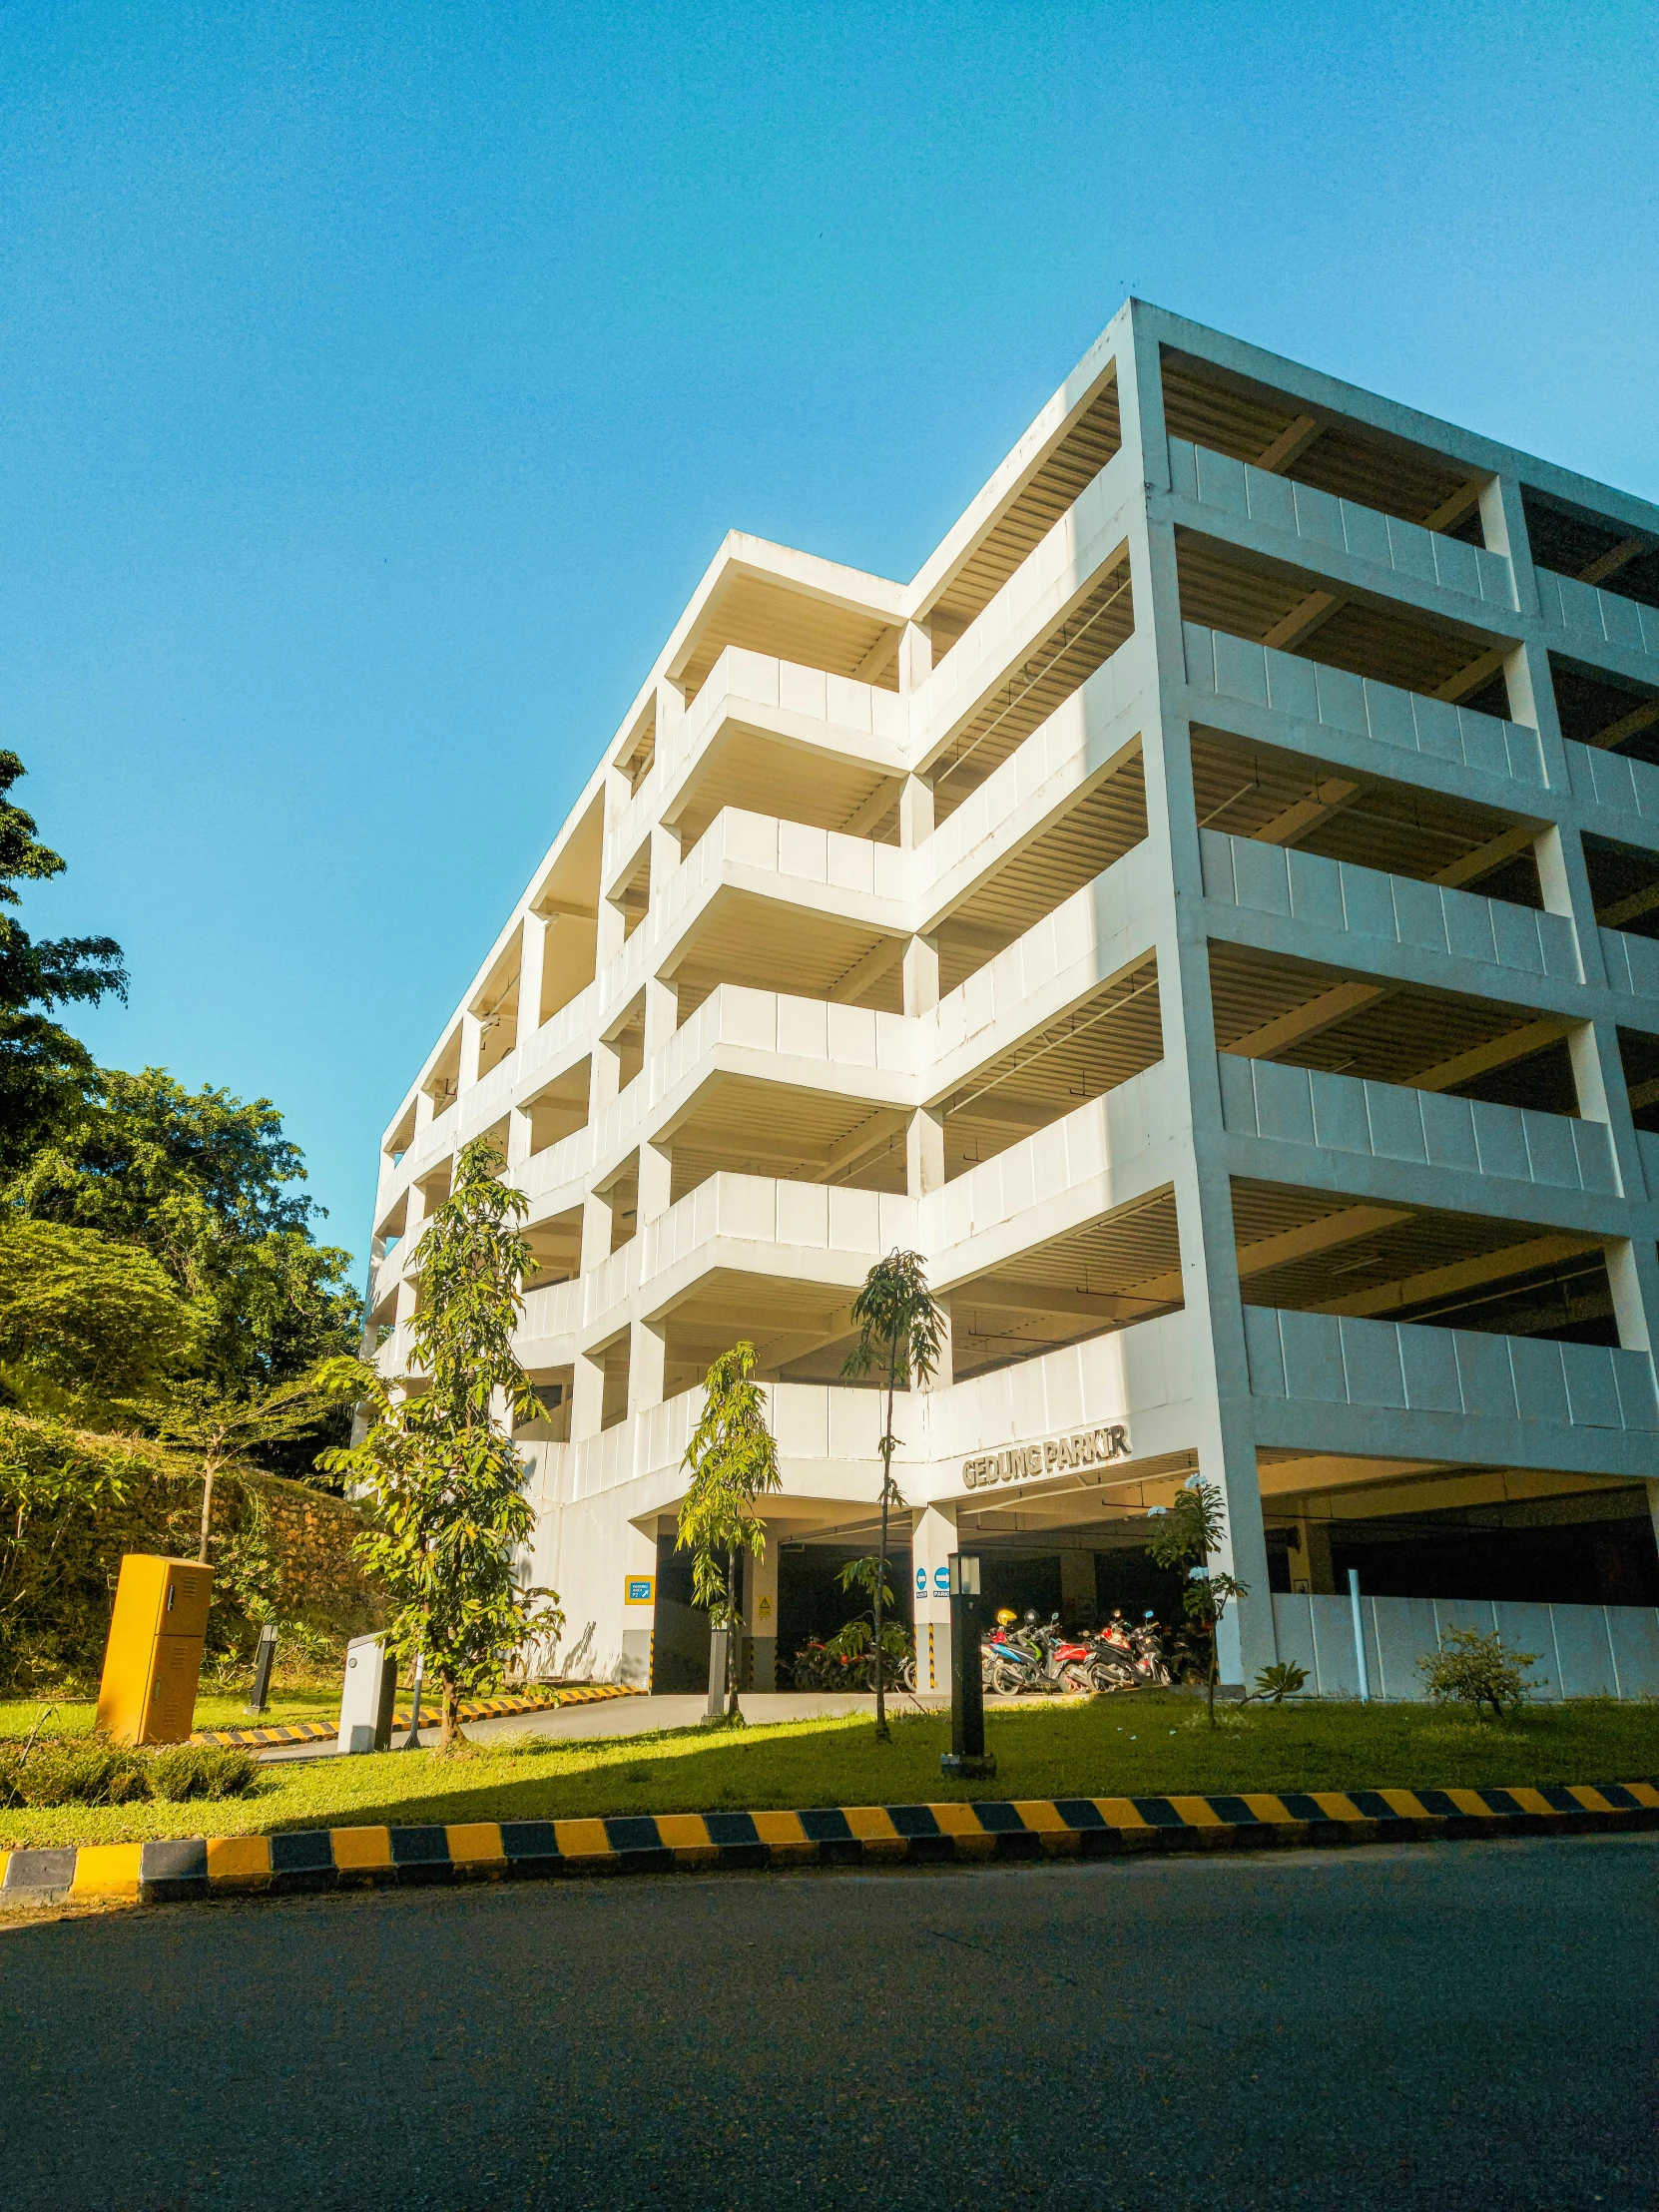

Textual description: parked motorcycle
[980,1609,1047,1694]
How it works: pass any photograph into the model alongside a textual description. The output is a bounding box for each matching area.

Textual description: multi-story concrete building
[364,298,1659,1699]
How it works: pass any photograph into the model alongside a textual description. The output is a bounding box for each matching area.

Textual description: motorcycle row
[980,1608,1175,1696]
[789,1608,1189,1697]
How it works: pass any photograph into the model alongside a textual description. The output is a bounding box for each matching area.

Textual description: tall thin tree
[677,1342,781,1720]
[321,1138,561,1749]
[842,1250,944,1743]
[1145,1477,1247,1728]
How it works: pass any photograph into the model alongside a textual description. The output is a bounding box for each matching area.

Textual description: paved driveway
[3,1833,1653,2208]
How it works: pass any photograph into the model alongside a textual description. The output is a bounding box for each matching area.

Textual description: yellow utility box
[95,1554,215,1746]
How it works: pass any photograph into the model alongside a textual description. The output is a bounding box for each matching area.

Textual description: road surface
[4,1834,1653,2208]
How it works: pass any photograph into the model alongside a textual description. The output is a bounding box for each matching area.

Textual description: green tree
[0,1220,197,1417]
[676,1342,782,1721]
[0,752,127,1174]
[320,1139,560,1750]
[842,1250,945,1742]
[1145,1478,1248,1727]
[15,1067,360,1465]
[136,1369,365,1564]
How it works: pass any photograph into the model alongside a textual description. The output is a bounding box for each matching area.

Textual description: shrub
[1418,1627,1541,1718]
[5,1742,152,1807]
[147,1744,259,1802]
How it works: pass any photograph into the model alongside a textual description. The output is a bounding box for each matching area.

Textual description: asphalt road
[4,1835,1654,2210]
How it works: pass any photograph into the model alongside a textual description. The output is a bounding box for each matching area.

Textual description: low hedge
[0,1737,258,1809]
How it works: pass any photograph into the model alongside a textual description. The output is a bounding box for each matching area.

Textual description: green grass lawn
[4,1691,1658,1852]
[0,1687,338,1742]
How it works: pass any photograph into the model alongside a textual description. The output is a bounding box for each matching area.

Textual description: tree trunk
[198,1456,217,1565]
[1207,1625,1218,1728]
[437,1675,458,1752]
[727,1545,741,1719]
[873,1333,896,1742]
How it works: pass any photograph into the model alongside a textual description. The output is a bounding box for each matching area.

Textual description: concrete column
[1114,302,1276,1687]
[516,914,548,1046]
[899,774,934,848]
[637,1137,673,1226]
[570,1347,606,1441]
[596,887,627,973]
[644,973,679,1063]
[906,1106,945,1198]
[1058,1548,1095,1627]
[922,1293,953,1390]
[506,1104,532,1172]
[588,1033,622,1127]
[627,1319,666,1419]
[458,1011,484,1097]
[902,931,939,1016]
[620,1520,659,1690]
[579,1189,613,1275]
[897,621,932,697]
[910,1503,958,1694]
[743,1533,779,1691]
[1301,1518,1337,1595]
[414,1089,435,1138]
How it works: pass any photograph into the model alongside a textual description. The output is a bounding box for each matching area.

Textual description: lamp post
[940,1552,995,1779]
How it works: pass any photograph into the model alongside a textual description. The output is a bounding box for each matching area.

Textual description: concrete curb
[189,1682,644,1750]
[5,1779,1657,1905]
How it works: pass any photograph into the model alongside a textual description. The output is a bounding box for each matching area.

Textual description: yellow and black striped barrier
[5,1779,1657,1905]
[189,1682,643,1750]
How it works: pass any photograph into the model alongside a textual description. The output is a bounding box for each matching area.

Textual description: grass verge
[0,1689,338,1742]
[2,1692,1656,1852]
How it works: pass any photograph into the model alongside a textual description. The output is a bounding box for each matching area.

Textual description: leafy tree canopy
[0,1220,197,1415]
[0,752,127,1172]
[14,1067,360,1407]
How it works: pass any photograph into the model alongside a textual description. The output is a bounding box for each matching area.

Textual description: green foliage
[678,1342,782,1717]
[147,1744,258,1802]
[1145,1480,1226,1573]
[842,1250,943,1738]
[0,1734,258,1807]
[1145,1479,1249,1726]
[835,1555,895,1615]
[826,1557,913,1678]
[1250,1661,1309,1704]
[0,753,127,1175]
[1418,1627,1541,1719]
[131,1366,364,1562]
[0,1219,197,1416]
[678,1344,782,1623]
[15,1067,361,1437]
[1,1740,151,1808]
[0,1407,377,1693]
[322,1139,561,1747]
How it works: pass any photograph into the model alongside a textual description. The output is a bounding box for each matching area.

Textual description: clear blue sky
[7,0,1657,1289]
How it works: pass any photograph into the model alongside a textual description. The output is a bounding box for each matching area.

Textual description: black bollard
[247,1622,277,1715]
[941,1553,995,1778]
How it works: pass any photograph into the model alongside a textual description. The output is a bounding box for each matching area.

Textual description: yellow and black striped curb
[5,1780,1657,1904]
[188,1683,643,1750]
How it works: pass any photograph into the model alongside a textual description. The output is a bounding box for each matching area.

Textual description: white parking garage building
[365,298,1659,1699]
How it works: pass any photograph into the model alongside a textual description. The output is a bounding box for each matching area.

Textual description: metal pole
[1348,1568,1371,1703]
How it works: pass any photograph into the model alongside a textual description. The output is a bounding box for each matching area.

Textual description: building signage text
[962,1423,1131,1490]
